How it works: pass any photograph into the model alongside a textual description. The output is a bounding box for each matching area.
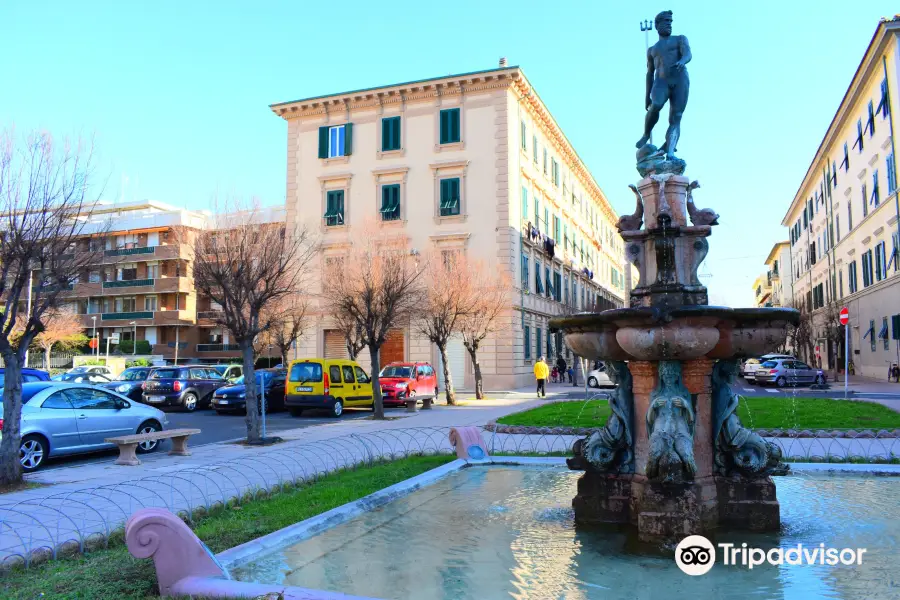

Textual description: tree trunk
[572,354,580,387]
[464,343,483,400]
[438,343,456,405]
[369,344,384,419]
[241,341,261,443]
[281,349,289,368]
[44,345,52,371]
[0,352,24,485]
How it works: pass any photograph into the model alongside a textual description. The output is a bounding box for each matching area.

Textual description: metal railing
[197,343,241,352]
[104,246,156,257]
[197,311,223,320]
[102,279,154,289]
[100,311,154,321]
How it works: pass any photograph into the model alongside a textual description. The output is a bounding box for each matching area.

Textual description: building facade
[753,241,793,308]
[781,18,900,378]
[62,200,283,364]
[271,65,626,389]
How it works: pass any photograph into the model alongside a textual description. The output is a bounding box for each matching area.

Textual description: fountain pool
[226,463,900,600]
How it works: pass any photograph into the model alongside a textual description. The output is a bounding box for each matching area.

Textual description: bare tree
[460,260,511,400]
[322,221,424,419]
[785,299,814,363]
[820,300,845,379]
[416,251,475,406]
[188,200,314,443]
[35,308,87,369]
[269,296,309,366]
[0,130,104,485]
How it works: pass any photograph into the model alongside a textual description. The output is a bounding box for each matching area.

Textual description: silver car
[587,362,614,388]
[754,359,827,387]
[12,382,168,472]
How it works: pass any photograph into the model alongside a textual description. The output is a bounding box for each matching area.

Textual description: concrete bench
[105,428,201,466]
[405,399,417,412]
[421,397,433,410]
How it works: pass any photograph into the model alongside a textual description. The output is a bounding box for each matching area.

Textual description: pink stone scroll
[449,427,489,460]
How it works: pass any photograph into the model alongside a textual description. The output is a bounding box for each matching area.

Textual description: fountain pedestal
[553,168,796,543]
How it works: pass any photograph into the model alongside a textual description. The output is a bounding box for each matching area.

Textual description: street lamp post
[261,344,271,440]
[91,316,97,358]
[130,321,137,356]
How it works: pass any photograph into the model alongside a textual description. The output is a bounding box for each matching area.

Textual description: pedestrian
[551,366,559,383]
[556,356,567,380]
[567,366,574,383]
[534,357,549,397]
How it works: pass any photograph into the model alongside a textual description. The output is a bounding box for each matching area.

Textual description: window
[878,78,891,117]
[521,121,527,151]
[832,160,838,186]
[848,260,858,293]
[536,328,542,361]
[884,317,891,351]
[872,170,880,207]
[144,295,157,311]
[343,365,357,383]
[533,135,538,164]
[803,209,808,230]
[521,252,529,291]
[862,182,868,218]
[875,241,887,281]
[836,214,841,242]
[854,119,864,153]
[543,148,548,175]
[64,388,118,410]
[553,270,562,302]
[331,366,344,384]
[382,116,401,152]
[888,153,897,195]
[324,190,345,226]
[41,392,73,409]
[353,366,371,384]
[893,232,900,272]
[553,214,561,241]
[870,319,877,352]
[862,249,874,287]
[439,108,461,144]
[380,184,401,221]
[551,159,560,186]
[318,124,352,159]
[535,259,544,294]
[809,242,816,265]
[847,201,853,231]
[522,186,528,221]
[839,270,843,298]
[866,100,876,137]
[544,207,549,235]
[545,264,552,299]
[524,325,531,360]
[534,196,540,229]
[439,178,460,216]
[563,274,569,304]
[841,142,849,172]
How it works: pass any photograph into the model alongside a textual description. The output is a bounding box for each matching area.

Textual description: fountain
[549,10,799,543]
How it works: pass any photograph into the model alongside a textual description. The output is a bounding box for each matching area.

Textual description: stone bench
[405,397,434,412]
[105,428,201,466]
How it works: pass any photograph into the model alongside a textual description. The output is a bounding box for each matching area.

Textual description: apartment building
[61,200,283,364]
[753,241,793,308]
[781,18,900,378]
[271,63,626,389]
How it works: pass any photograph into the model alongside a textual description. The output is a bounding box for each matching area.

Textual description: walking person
[567,366,574,384]
[556,356,567,383]
[534,357,549,397]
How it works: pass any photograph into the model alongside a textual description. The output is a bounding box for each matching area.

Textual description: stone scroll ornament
[645,361,697,483]
[711,360,788,476]
[578,361,635,473]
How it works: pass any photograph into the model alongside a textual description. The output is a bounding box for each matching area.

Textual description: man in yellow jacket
[533,357,549,398]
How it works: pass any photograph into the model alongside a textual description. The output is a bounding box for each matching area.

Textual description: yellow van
[285,358,374,418]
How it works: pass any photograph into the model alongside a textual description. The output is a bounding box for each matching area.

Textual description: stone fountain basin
[549,306,799,363]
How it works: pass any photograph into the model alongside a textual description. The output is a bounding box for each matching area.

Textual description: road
[39,406,373,472]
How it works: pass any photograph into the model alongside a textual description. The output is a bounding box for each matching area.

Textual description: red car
[378,362,438,406]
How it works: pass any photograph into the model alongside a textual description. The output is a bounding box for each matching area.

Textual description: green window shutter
[440,110,448,144]
[382,117,401,151]
[344,123,353,156]
[318,126,328,159]
[451,109,460,142]
[392,117,401,150]
[439,109,460,144]
[381,119,390,151]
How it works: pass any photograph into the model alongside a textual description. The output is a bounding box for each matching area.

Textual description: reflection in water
[231,466,900,600]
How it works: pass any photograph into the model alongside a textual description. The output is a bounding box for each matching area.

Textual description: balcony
[101,311,153,321]
[66,277,192,297]
[103,278,154,289]
[104,246,156,258]
[197,343,241,352]
[79,309,194,327]
[197,310,223,326]
[82,244,189,264]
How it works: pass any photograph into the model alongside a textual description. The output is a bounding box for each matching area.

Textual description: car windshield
[380,366,412,378]
[117,368,150,381]
[760,361,778,368]
[69,366,90,373]
[151,368,189,380]
[289,362,322,383]
[233,372,271,385]
[213,366,228,375]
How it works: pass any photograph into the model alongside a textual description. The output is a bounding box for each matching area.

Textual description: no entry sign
[839,307,849,325]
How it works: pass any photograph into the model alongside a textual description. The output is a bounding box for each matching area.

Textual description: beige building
[781,18,900,378]
[753,241,793,308]
[271,64,626,389]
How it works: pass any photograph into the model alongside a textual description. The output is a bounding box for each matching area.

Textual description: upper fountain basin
[549,306,800,362]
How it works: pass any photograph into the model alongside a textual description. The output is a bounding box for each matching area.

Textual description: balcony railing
[101,311,154,321]
[197,343,241,352]
[167,342,189,349]
[103,278,154,289]
[104,246,156,257]
[197,311,223,320]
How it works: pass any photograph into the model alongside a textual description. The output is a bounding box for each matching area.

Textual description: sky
[2,0,898,307]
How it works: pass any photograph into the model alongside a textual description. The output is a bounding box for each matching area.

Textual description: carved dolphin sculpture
[685,180,719,226]
[617,184,644,232]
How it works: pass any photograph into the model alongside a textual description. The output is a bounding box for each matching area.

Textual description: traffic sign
[839,307,849,325]
[815,345,820,357]
[89,338,98,349]
[110,333,120,344]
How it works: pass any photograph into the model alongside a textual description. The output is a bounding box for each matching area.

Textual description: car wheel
[331,399,343,418]
[181,393,198,412]
[20,435,47,472]
[256,397,270,414]
[136,421,162,454]
[587,376,598,388]
[815,374,825,385]
[775,376,787,388]
[289,407,304,417]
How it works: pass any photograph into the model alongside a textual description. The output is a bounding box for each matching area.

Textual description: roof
[764,241,790,266]
[782,17,900,225]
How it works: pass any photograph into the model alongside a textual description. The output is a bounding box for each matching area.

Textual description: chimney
[499,57,508,68]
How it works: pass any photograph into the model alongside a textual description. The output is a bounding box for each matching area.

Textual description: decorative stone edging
[483,422,900,438]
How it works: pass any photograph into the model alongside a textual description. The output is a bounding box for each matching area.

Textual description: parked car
[285,358,373,418]
[211,369,287,414]
[0,368,51,388]
[8,382,168,472]
[378,362,438,407]
[742,354,794,380]
[141,365,227,411]
[754,359,826,387]
[67,365,114,378]
[52,372,113,384]
[100,367,154,402]
[586,363,614,388]
[211,364,243,383]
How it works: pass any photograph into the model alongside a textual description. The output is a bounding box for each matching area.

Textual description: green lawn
[1,455,453,600]
[497,397,900,430]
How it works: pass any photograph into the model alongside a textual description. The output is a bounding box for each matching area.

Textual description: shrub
[80,358,107,366]
[117,340,151,354]
[126,358,153,368]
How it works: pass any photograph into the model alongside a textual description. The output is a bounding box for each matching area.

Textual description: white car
[586,363,614,388]
[743,354,794,380]
[67,365,114,378]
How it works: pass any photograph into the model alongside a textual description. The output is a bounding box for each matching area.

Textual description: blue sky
[1,1,897,306]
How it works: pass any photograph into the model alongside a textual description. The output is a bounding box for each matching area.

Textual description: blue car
[0,368,51,388]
